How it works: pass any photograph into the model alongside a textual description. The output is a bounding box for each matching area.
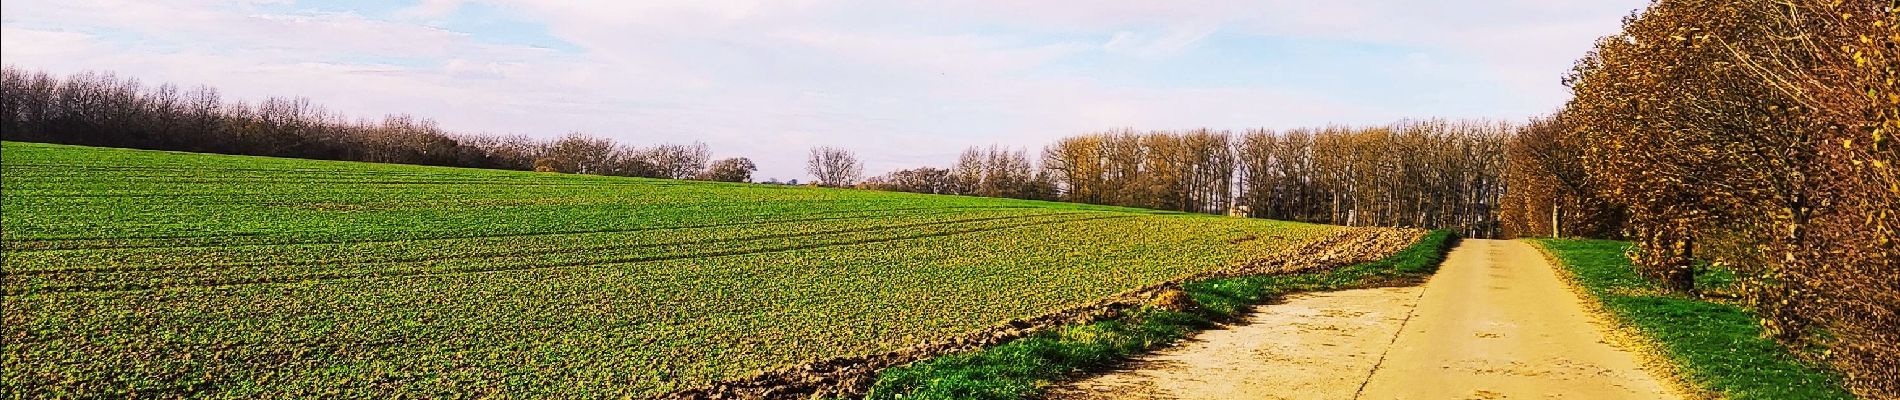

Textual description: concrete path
[1048,239,1681,400]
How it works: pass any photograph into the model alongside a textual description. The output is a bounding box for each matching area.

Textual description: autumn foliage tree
[1500,116,1623,239]
[1549,0,1897,395]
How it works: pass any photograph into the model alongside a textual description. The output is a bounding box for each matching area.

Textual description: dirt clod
[1147,286,1198,313]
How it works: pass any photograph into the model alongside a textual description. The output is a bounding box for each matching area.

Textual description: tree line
[1232,120,1509,237]
[1500,0,1896,397]
[857,120,1510,238]
[0,67,757,182]
[859,145,1060,200]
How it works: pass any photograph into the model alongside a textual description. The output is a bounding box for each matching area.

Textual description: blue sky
[0,0,1648,180]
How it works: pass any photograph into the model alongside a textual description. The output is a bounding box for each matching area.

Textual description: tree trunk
[1663,234,1696,293]
[1551,200,1563,238]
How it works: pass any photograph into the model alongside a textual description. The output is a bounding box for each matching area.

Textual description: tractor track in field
[7,214,1137,295]
[9,211,1082,276]
[0,205,1045,251]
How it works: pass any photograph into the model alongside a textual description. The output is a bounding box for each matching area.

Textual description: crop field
[1,142,1343,398]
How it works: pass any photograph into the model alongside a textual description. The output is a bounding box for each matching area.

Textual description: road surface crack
[1351,279,1432,400]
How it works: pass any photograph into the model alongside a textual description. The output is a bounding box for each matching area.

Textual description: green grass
[0,142,1346,398]
[1532,239,1853,400]
[864,230,1457,400]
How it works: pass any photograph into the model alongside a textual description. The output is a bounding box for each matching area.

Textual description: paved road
[1050,239,1682,400]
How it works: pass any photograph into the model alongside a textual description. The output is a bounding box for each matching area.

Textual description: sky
[0,0,1649,181]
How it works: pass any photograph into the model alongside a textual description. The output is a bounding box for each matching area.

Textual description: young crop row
[7,208,1054,274]
[6,211,1116,294]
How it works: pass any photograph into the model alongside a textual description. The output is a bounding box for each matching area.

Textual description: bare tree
[806,146,863,187]
[866,167,953,194]
[1027,122,1510,236]
[541,132,615,174]
[0,66,747,181]
[647,142,712,179]
[700,157,757,182]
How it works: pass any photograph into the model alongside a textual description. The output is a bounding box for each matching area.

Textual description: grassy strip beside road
[864,230,1457,400]
[1532,239,1853,400]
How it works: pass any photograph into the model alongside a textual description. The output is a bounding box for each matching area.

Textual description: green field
[0,142,1340,398]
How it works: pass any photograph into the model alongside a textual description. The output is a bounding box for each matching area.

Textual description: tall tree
[806,146,863,187]
[648,142,712,179]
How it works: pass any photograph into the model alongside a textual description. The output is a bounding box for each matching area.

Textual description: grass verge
[1531,238,1854,400]
[862,230,1457,400]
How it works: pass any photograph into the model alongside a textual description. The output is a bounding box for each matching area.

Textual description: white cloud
[0,0,1647,180]
[1102,24,1219,58]
[0,27,100,59]
[397,0,465,20]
